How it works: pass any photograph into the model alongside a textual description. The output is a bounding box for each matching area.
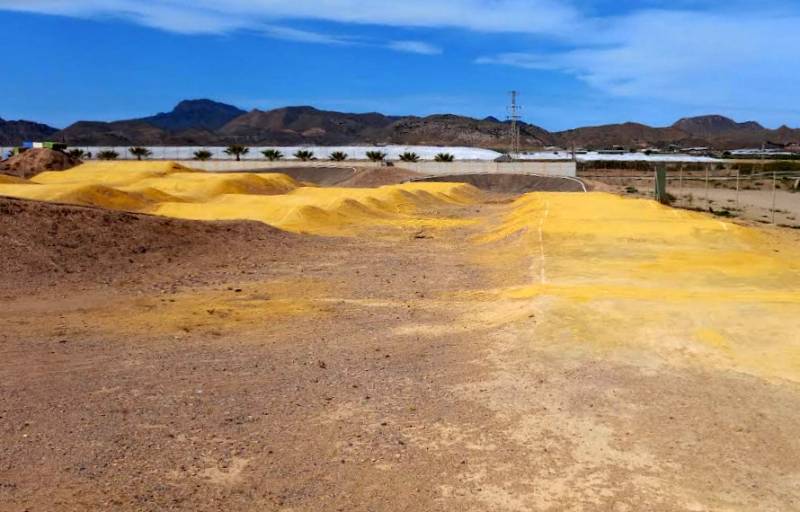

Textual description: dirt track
[2,187,800,511]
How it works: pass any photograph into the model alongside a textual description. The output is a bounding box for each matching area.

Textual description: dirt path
[2,194,800,511]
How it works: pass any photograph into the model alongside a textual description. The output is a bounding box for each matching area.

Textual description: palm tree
[365,151,387,162]
[434,152,455,162]
[67,149,87,160]
[262,149,283,161]
[224,144,250,161]
[193,150,213,161]
[398,152,420,163]
[129,146,152,161]
[294,150,314,161]
[97,150,119,160]
[329,151,348,161]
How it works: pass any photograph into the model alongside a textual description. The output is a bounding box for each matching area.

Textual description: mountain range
[2,99,798,151]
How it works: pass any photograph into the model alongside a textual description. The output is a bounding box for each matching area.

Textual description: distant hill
[672,115,764,137]
[0,118,58,146]
[136,99,245,132]
[217,106,401,145]
[554,122,691,150]
[3,99,798,151]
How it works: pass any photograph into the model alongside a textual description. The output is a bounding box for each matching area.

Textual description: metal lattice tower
[507,90,522,159]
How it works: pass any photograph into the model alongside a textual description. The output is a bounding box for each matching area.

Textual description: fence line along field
[1,159,800,511]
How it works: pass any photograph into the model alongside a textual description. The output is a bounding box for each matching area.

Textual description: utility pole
[507,91,522,160]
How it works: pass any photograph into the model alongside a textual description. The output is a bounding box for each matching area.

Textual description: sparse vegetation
[366,151,387,162]
[193,150,213,161]
[398,152,420,163]
[67,149,87,160]
[329,151,348,161]
[434,152,454,162]
[625,186,638,194]
[129,147,152,161]
[294,150,314,161]
[262,149,283,161]
[224,145,249,161]
[97,150,119,160]
[764,161,800,173]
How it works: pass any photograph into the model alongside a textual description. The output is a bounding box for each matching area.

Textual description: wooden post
[705,164,710,210]
[772,170,777,224]
[735,168,740,209]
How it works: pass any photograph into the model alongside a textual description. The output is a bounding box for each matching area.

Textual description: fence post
[735,168,740,209]
[655,163,668,204]
[772,170,777,224]
[705,164,710,210]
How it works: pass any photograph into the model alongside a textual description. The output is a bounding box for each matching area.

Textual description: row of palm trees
[199,146,456,163]
[72,145,457,163]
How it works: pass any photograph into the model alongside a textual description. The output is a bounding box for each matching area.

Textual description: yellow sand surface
[0,174,31,185]
[478,192,800,382]
[0,161,479,235]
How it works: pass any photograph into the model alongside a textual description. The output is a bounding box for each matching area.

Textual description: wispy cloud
[387,40,442,55]
[0,0,579,35]
[262,25,351,45]
[476,8,800,112]
[1,0,799,120]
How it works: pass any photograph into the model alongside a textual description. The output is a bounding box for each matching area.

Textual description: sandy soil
[585,179,800,228]
[2,190,800,511]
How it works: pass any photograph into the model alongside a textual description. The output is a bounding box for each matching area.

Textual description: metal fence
[579,164,800,227]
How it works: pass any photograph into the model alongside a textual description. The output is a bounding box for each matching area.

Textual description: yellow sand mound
[33,160,193,186]
[477,192,800,382]
[0,161,480,236]
[153,182,480,235]
[0,182,178,210]
[0,174,31,185]
[125,172,300,201]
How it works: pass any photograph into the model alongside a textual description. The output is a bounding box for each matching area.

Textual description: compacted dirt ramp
[413,172,586,193]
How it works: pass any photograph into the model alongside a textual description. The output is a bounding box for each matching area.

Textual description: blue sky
[0,0,798,130]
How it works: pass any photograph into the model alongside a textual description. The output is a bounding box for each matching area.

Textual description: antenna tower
[507,90,522,159]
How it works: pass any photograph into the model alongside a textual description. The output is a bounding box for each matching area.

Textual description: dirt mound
[0,148,78,178]
[414,173,586,193]
[338,167,424,187]
[0,196,298,291]
[267,166,358,186]
[264,166,424,187]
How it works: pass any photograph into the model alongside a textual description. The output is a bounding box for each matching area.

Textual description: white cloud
[0,0,579,34]
[476,9,800,113]
[262,25,351,45]
[1,0,798,119]
[387,40,442,55]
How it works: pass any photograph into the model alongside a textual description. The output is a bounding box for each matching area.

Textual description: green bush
[262,149,283,161]
[193,150,212,161]
[365,151,387,162]
[398,152,420,162]
[97,150,119,160]
[294,150,314,161]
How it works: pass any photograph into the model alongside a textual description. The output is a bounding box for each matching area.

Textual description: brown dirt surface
[0,196,315,294]
[336,166,424,187]
[264,166,358,186]
[2,192,800,511]
[414,173,586,193]
[0,148,78,179]
[259,166,423,187]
